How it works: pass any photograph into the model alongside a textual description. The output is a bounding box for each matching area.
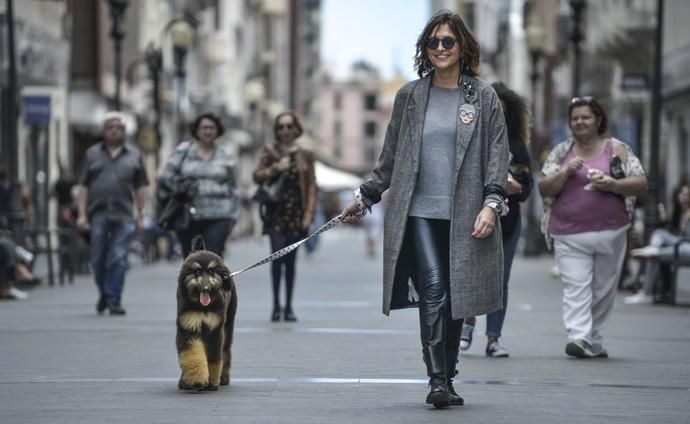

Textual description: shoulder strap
[610,138,628,162]
[175,142,192,175]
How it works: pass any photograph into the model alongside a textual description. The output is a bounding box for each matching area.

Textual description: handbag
[610,155,625,179]
[253,172,288,204]
[253,172,288,223]
[157,144,194,231]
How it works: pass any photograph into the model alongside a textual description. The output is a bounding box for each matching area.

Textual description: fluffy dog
[176,248,237,391]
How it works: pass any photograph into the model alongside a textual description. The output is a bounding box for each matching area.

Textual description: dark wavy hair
[273,111,304,140]
[413,10,480,78]
[568,97,608,135]
[190,113,225,139]
[492,82,529,147]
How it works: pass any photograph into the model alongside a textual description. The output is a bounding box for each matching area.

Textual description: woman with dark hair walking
[459,82,533,358]
[253,112,317,322]
[159,113,240,257]
[341,11,509,407]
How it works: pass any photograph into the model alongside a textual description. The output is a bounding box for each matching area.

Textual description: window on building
[334,92,342,110]
[334,121,342,137]
[364,93,377,110]
[334,138,343,159]
[364,121,377,137]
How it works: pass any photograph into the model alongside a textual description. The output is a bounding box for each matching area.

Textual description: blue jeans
[89,214,135,306]
[486,214,522,338]
[642,229,690,295]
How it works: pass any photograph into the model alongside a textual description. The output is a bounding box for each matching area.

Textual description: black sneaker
[591,344,609,358]
[565,340,594,358]
[108,304,127,316]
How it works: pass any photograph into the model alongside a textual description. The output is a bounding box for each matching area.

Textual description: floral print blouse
[540,137,646,248]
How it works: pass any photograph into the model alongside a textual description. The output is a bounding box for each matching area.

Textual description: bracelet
[353,188,371,217]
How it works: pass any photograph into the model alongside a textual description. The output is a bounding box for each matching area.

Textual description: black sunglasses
[426,36,457,50]
[571,96,593,104]
[277,124,294,131]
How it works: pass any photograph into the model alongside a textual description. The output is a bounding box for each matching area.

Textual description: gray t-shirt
[78,142,149,221]
[408,85,460,220]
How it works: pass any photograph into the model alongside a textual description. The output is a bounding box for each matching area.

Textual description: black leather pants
[406,217,463,378]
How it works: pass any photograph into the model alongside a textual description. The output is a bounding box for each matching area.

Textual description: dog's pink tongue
[200,292,211,306]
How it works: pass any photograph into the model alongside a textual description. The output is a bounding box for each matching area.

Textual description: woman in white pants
[539,97,647,359]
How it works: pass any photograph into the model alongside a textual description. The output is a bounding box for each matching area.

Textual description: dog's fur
[176,248,237,391]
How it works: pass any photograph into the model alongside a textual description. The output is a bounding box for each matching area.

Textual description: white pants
[553,226,628,346]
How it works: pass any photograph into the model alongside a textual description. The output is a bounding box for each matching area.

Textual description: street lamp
[569,0,586,97]
[168,20,195,144]
[107,0,129,111]
[645,0,665,244]
[2,0,26,241]
[144,44,163,166]
[524,23,546,256]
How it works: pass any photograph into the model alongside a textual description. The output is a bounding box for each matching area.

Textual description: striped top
[160,141,240,222]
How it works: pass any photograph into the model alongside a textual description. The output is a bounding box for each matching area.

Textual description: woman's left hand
[472,207,497,239]
[302,215,312,231]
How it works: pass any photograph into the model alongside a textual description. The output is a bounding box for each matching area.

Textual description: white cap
[103,111,127,127]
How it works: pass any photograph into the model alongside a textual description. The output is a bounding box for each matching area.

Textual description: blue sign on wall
[23,95,51,125]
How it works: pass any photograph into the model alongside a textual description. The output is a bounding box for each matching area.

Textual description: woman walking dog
[341,10,509,407]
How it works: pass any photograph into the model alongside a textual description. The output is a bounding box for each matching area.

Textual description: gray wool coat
[361,73,510,320]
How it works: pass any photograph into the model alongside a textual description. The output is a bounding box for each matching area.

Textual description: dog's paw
[178,378,208,391]
[220,375,230,386]
[204,384,219,391]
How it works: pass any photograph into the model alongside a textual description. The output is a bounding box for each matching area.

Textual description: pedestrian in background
[0,233,28,300]
[77,112,148,315]
[253,112,317,323]
[625,178,690,304]
[159,113,240,258]
[341,10,509,408]
[460,82,533,358]
[538,96,646,358]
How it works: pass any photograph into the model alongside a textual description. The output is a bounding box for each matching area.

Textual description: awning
[69,90,137,136]
[315,161,364,192]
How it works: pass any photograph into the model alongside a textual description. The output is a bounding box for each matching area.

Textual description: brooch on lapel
[459,104,476,124]
[462,79,477,103]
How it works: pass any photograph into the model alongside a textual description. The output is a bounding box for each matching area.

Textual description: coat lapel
[406,75,432,170]
[455,75,480,172]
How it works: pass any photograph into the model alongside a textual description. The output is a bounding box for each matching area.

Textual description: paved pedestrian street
[1,228,688,423]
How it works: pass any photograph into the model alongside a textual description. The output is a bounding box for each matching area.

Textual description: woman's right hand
[340,201,362,224]
[76,214,89,230]
[564,156,584,177]
[274,156,291,173]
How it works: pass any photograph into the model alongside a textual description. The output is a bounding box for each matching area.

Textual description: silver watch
[486,201,502,215]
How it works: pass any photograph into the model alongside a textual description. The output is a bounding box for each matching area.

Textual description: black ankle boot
[447,378,464,405]
[426,374,450,406]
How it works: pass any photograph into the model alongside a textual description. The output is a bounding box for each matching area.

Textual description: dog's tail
[190,235,206,252]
